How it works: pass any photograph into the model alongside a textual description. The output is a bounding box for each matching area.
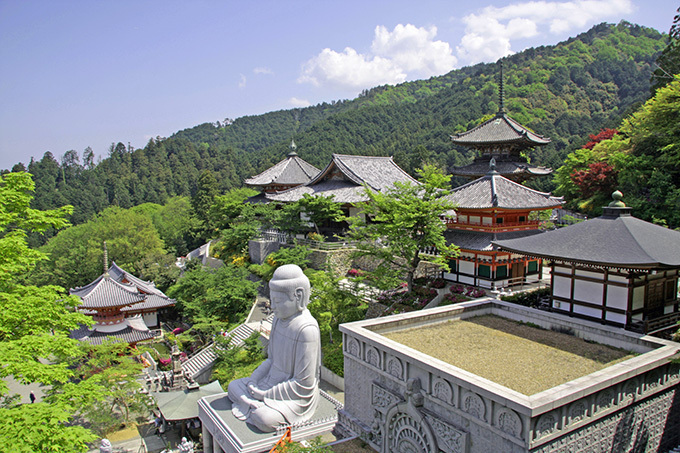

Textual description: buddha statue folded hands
[227,264,321,432]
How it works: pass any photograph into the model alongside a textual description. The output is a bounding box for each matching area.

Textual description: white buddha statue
[228,264,321,432]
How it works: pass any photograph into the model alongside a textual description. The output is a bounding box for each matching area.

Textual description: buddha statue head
[269,264,311,320]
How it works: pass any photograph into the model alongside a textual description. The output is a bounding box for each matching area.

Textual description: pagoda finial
[498,59,506,115]
[608,190,626,208]
[103,241,109,276]
[288,139,298,157]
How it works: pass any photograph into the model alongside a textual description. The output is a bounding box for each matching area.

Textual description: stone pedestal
[199,391,342,453]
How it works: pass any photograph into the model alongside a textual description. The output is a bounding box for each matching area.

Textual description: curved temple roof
[244,151,320,187]
[451,113,551,149]
[266,154,418,204]
[494,206,680,269]
[443,168,562,210]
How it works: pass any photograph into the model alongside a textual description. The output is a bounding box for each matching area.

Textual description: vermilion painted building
[442,161,562,289]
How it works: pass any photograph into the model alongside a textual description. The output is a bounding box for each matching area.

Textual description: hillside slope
[21,21,666,223]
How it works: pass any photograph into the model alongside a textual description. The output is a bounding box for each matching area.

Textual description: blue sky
[0,0,676,170]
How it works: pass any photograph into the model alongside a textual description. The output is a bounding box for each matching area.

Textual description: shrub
[440,293,469,306]
[347,268,364,277]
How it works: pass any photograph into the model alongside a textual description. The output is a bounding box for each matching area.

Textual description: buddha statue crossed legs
[227,264,321,432]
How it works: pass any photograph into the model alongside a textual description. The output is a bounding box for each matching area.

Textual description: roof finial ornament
[608,190,626,208]
[489,157,497,173]
[288,139,298,157]
[103,241,109,276]
[498,59,505,115]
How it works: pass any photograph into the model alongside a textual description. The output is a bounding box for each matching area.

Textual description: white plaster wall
[605,285,628,311]
[460,275,475,285]
[459,261,475,275]
[143,312,157,328]
[442,272,458,281]
[605,311,626,325]
[575,269,603,280]
[573,280,603,305]
[553,275,571,299]
[609,274,628,283]
[482,217,492,225]
[632,286,645,311]
[573,303,601,319]
[348,207,365,221]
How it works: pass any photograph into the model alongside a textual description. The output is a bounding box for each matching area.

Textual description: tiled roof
[445,229,543,251]
[444,171,562,210]
[266,154,418,203]
[109,262,164,296]
[71,262,176,310]
[70,324,156,345]
[244,152,320,187]
[71,276,146,309]
[494,207,680,268]
[122,294,175,312]
[451,113,550,148]
[265,180,369,203]
[451,158,552,178]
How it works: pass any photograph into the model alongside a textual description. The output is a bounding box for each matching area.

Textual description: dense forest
[4,21,670,232]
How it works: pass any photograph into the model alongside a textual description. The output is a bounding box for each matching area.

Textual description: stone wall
[248,239,280,264]
[339,300,680,453]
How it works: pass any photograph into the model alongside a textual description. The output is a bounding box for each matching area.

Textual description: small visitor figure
[228,264,321,432]
[29,391,36,404]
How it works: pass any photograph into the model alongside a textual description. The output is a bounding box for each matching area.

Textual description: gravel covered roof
[451,113,550,148]
[444,170,562,210]
[494,206,680,268]
[266,154,418,203]
[244,152,320,187]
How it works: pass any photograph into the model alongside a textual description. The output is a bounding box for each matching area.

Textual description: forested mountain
[10,22,666,230]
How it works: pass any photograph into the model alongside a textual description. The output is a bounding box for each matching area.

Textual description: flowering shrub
[450,284,485,298]
[430,278,446,289]
[378,286,437,310]
[347,268,364,277]
[307,232,325,242]
[440,293,469,306]
[231,254,248,267]
[450,284,466,294]
[172,327,184,335]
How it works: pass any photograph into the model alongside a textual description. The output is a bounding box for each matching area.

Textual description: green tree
[32,205,170,289]
[348,165,459,293]
[192,170,220,240]
[168,263,258,326]
[651,7,680,94]
[0,172,97,452]
[293,193,345,236]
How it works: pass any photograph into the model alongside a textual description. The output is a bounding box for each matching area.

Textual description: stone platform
[199,390,342,453]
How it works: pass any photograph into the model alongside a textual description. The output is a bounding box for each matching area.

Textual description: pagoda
[70,252,176,345]
[442,159,562,289]
[495,191,680,334]
[244,140,320,202]
[450,61,552,182]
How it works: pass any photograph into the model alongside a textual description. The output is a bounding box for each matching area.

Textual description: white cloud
[254,67,273,75]
[289,97,311,108]
[372,24,456,76]
[456,0,634,64]
[298,24,456,91]
[238,74,247,89]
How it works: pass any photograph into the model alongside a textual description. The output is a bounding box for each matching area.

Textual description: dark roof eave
[494,244,670,270]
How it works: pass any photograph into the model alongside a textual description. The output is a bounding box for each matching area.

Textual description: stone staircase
[183,323,257,380]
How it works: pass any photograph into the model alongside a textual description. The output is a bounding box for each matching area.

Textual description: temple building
[441,160,562,289]
[450,62,552,182]
[494,192,680,334]
[244,140,320,202]
[265,154,418,234]
[69,262,176,345]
